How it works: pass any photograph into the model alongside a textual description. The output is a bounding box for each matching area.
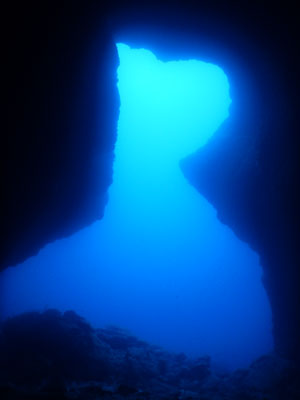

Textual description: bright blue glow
[116,43,230,160]
[0,43,273,371]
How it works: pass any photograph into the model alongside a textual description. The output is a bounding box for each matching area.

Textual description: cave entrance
[1,42,273,371]
[103,42,273,369]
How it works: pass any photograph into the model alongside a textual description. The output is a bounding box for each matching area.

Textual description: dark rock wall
[2,0,299,363]
[181,112,300,361]
[2,2,120,268]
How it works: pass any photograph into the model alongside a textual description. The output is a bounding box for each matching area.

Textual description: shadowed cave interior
[1,2,300,399]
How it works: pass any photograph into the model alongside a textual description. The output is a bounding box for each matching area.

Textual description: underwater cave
[1,2,300,399]
[1,42,273,371]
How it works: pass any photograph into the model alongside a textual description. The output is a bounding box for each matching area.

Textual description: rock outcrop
[0,310,299,399]
[2,2,119,269]
[181,83,300,360]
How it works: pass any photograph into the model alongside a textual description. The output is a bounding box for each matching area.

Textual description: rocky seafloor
[0,310,299,399]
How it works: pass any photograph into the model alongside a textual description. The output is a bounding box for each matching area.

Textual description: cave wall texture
[2,0,300,362]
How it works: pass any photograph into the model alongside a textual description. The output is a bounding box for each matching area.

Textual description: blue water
[1,43,273,370]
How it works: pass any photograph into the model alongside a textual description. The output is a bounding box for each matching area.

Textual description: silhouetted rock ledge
[0,310,299,399]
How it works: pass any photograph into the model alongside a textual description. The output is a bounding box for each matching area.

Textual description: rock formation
[0,310,299,399]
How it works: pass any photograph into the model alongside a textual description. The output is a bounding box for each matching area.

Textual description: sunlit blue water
[1,43,273,370]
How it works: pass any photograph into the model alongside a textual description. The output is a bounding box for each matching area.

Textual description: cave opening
[1,42,273,371]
